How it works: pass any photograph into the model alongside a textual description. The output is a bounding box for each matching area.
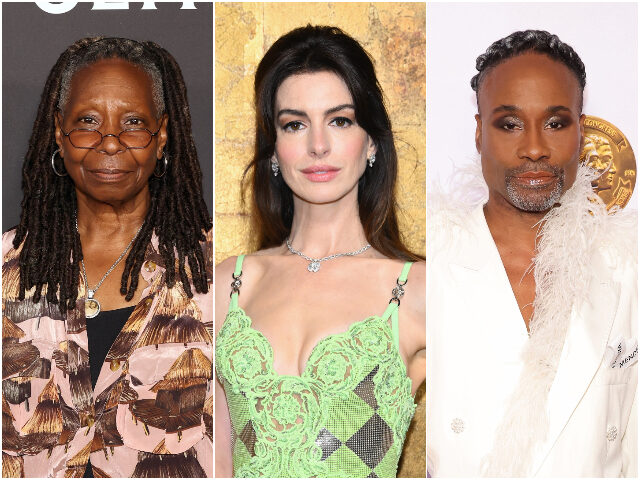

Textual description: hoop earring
[154,152,168,177]
[51,149,67,177]
[271,157,280,177]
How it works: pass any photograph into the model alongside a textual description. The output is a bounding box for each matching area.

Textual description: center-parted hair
[471,30,587,108]
[13,37,212,312]
[245,25,422,261]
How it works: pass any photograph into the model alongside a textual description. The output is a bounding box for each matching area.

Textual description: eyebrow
[546,105,573,114]
[492,104,519,114]
[491,104,573,114]
[276,103,355,119]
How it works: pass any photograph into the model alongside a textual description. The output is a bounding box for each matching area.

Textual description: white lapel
[446,204,491,271]
[447,205,526,330]
[532,251,619,474]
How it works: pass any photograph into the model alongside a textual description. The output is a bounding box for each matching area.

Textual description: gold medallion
[581,116,636,210]
[85,298,100,319]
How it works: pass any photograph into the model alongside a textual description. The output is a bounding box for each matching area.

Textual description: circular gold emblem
[85,298,100,319]
[581,116,636,210]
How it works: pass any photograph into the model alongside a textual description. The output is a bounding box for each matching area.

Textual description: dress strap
[229,254,245,309]
[382,261,413,349]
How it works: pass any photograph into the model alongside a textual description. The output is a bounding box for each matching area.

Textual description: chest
[497,245,536,329]
[240,270,393,376]
[81,245,145,311]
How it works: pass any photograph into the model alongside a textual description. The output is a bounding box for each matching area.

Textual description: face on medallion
[475,52,585,212]
[583,135,616,191]
[273,70,376,205]
[55,58,168,205]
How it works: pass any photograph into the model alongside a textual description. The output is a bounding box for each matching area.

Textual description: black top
[86,305,135,388]
[83,305,135,478]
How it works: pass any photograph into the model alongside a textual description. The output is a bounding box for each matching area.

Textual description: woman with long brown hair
[215,25,425,478]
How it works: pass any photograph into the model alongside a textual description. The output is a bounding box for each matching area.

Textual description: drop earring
[271,157,280,177]
[367,153,376,168]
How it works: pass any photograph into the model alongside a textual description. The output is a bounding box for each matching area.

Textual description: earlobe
[475,114,482,153]
[157,114,169,159]
[367,136,377,158]
[54,112,64,156]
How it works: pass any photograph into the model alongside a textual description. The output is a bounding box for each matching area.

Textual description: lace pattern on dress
[215,258,415,478]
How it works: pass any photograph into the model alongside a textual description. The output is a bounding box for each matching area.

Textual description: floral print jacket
[2,229,213,478]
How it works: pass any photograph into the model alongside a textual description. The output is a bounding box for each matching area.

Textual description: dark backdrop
[2,2,213,231]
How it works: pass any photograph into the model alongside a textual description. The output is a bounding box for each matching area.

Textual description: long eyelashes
[330,117,353,128]
[282,120,304,132]
[280,116,354,133]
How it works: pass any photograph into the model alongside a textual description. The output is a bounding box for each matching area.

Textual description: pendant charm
[307,261,321,273]
[85,290,101,319]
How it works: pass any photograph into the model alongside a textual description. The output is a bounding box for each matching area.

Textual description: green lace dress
[216,255,416,478]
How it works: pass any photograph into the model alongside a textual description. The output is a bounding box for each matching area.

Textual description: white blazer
[427,204,637,477]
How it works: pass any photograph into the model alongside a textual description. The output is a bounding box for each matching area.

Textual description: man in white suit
[427,30,637,477]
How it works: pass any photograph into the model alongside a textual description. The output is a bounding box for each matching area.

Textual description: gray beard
[505,168,565,212]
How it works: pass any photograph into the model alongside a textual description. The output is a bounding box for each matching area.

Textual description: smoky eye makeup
[544,115,572,129]
[494,115,523,131]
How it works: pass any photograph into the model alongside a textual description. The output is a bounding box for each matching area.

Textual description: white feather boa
[430,162,636,476]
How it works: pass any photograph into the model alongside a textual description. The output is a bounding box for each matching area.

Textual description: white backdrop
[427,2,638,208]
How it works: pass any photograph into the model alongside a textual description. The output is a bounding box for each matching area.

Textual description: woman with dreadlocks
[2,37,212,478]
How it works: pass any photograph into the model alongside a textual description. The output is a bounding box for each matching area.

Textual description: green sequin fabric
[216,262,416,478]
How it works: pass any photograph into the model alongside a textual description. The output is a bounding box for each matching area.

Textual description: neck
[483,192,546,254]
[76,187,149,240]
[288,188,368,258]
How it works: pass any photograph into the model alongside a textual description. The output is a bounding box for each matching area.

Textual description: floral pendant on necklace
[85,289,101,319]
[307,261,321,273]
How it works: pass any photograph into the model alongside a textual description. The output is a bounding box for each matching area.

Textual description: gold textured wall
[215,2,426,263]
[215,4,425,476]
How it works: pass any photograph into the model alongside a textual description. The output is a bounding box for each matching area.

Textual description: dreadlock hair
[13,37,212,312]
[471,30,587,110]
[245,25,423,262]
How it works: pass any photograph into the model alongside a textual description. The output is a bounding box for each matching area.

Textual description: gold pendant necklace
[77,219,143,318]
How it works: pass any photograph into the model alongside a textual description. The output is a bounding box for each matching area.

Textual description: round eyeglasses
[60,127,161,150]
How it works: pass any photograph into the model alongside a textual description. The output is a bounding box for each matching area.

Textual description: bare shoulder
[407,259,425,278]
[407,260,425,294]
[384,258,424,293]
[214,256,239,332]
[376,257,424,307]
[238,247,285,279]
[215,256,238,283]
[214,252,276,332]
[404,260,425,332]
[251,245,283,257]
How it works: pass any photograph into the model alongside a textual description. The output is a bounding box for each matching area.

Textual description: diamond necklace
[285,238,371,273]
[76,219,144,318]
